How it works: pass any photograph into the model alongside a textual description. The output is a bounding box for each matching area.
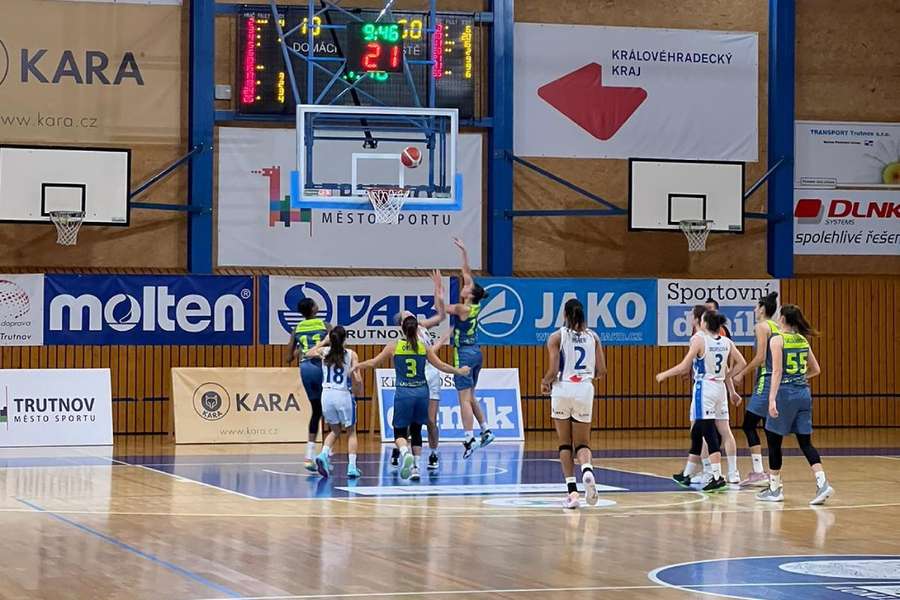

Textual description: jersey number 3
[404,358,418,379]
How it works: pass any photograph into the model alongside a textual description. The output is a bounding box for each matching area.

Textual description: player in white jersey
[541,299,607,509]
[307,326,363,479]
[657,310,743,493]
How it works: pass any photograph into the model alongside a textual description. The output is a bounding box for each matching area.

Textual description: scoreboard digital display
[236,8,478,119]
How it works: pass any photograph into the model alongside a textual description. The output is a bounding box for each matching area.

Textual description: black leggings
[690,419,720,456]
[742,411,766,447]
[765,430,822,471]
[308,396,323,436]
[393,424,423,447]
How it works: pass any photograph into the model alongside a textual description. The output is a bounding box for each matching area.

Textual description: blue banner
[44,275,254,345]
[473,278,657,345]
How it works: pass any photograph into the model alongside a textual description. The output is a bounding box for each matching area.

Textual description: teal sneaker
[304,459,317,473]
[479,429,496,449]
[399,452,415,480]
[347,464,362,479]
[315,452,331,478]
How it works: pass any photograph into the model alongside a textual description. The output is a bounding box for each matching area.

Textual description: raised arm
[767,336,785,418]
[430,330,451,354]
[731,321,768,384]
[454,237,474,289]
[418,269,447,330]
[354,343,396,373]
[426,345,469,376]
[541,331,562,393]
[656,336,703,383]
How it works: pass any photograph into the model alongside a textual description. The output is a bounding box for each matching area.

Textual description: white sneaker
[727,471,741,484]
[582,469,599,506]
[409,466,421,481]
[691,471,712,485]
[563,492,580,509]
[809,482,834,505]
[756,486,784,502]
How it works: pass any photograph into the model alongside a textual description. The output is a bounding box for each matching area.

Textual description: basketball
[401,146,422,168]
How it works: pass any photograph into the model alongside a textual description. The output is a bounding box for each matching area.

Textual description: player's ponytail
[470,283,488,304]
[401,315,420,353]
[759,291,778,318]
[324,326,347,369]
[703,310,727,334]
[692,304,707,322]
[564,298,586,332]
[780,304,818,337]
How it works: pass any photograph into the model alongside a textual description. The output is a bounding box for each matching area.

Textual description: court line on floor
[110,459,262,501]
[261,466,509,480]
[16,498,243,599]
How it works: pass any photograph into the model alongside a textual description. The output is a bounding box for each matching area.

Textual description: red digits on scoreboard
[363,43,381,70]
[390,45,401,69]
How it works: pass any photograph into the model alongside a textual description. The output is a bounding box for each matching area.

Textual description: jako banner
[0,274,43,346]
[260,275,453,345]
[657,279,780,346]
[44,275,253,345]
[376,368,524,442]
[475,278,657,346]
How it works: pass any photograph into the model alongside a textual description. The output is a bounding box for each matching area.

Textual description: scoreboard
[237,7,479,119]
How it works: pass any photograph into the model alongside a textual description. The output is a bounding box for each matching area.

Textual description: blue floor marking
[17,498,242,598]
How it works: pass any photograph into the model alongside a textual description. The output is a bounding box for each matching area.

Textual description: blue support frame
[188,0,215,273]
[767,0,795,278]
[487,0,514,276]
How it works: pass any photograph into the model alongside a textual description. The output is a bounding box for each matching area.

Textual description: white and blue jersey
[320,348,355,427]
[690,332,733,421]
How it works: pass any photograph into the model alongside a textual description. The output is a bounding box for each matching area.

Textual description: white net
[367,187,410,224]
[49,211,85,246]
[679,219,712,252]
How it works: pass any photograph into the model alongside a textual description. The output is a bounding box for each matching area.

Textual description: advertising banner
[44,274,254,345]
[514,24,758,161]
[260,275,453,345]
[171,367,312,444]
[657,279,780,345]
[216,127,483,269]
[376,368,524,442]
[474,278,657,346]
[0,368,112,446]
[793,189,900,255]
[795,121,900,187]
[0,274,43,346]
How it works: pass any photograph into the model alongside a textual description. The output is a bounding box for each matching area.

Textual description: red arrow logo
[538,63,647,141]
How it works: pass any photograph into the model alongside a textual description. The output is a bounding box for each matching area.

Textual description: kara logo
[0,39,9,87]
[15,48,144,86]
[192,383,230,421]
[478,283,524,338]
[236,392,302,412]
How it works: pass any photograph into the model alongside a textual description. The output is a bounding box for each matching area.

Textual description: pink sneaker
[740,471,770,487]
[563,492,581,509]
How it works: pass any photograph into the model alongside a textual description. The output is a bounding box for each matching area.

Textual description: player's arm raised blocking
[418,269,447,330]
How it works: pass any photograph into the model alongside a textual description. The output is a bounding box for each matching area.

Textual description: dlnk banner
[794,189,900,255]
[260,275,453,345]
[0,274,43,346]
[475,278,657,346]
[795,121,900,187]
[657,279,780,346]
[376,368,524,442]
[44,275,254,345]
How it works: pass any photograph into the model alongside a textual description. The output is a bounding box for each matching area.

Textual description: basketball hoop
[49,211,85,246]
[679,219,712,252]
[367,187,410,224]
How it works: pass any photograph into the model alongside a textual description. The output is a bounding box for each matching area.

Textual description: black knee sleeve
[575,444,590,455]
[765,429,784,470]
[742,412,762,447]
[394,426,409,441]
[689,422,704,456]
[410,424,423,447]
[558,444,573,454]
[308,397,323,435]
[796,434,821,466]
[703,422,721,455]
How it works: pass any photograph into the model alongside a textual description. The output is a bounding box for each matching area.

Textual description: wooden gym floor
[2,429,899,600]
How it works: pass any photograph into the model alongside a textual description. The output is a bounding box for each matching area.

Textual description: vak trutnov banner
[376,368,524,442]
[0,368,113,447]
[217,127,483,269]
[514,24,758,161]
[793,190,900,256]
[657,279,780,346]
[795,121,900,187]
[171,368,313,444]
[474,278,657,346]
[260,275,454,345]
[0,274,43,346]
[44,274,254,345]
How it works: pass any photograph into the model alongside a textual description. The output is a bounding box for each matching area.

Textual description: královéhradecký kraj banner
[260,275,454,345]
[514,24,758,160]
[793,189,900,255]
[795,121,900,187]
[217,127,482,269]
[44,275,254,345]
[376,368,524,442]
[0,274,44,346]
[475,278,657,346]
[657,279,780,346]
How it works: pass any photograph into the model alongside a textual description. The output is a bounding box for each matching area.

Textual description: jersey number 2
[573,346,587,370]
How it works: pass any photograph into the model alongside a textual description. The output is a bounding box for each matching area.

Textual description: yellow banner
[171,368,313,444]
[0,0,182,144]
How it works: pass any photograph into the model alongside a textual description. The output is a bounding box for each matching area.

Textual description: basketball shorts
[765,385,813,437]
[747,376,772,418]
[425,364,442,401]
[300,359,323,403]
[322,389,355,427]
[690,380,726,421]
[453,345,483,391]
[393,386,430,429]
[550,381,594,423]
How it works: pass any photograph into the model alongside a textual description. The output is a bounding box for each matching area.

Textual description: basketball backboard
[628,159,744,233]
[0,145,130,225]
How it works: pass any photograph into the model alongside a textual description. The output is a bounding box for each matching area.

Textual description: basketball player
[731,291,780,487]
[286,297,331,472]
[657,309,743,493]
[757,304,833,505]
[447,238,494,458]
[355,316,469,481]
[541,299,607,509]
[308,326,363,479]
[704,298,733,338]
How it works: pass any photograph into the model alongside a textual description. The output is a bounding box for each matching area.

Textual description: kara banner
[795,121,900,187]
[171,367,312,444]
[0,274,43,346]
[657,279,780,346]
[0,368,113,447]
[44,274,254,345]
[0,0,182,143]
[376,368,524,442]
[474,278,657,346]
[260,275,454,345]
[514,24,758,160]
[793,190,900,256]
[216,127,483,269]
